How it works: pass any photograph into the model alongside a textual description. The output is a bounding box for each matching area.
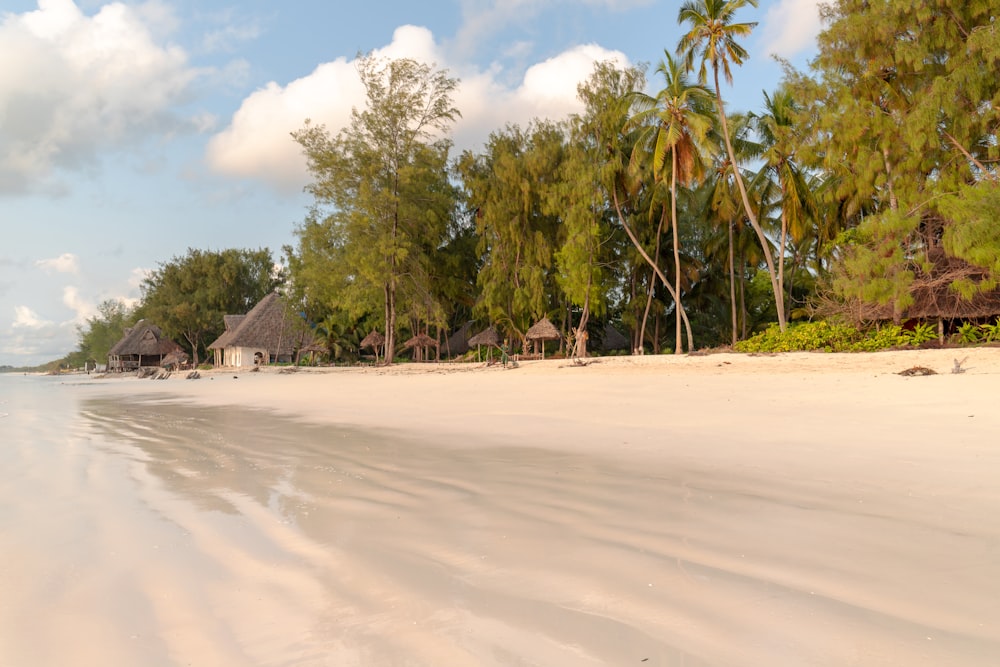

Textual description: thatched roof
[360,330,385,349]
[208,314,246,350]
[160,350,189,369]
[403,333,438,349]
[601,323,630,351]
[209,292,310,356]
[299,340,328,354]
[525,317,561,341]
[443,321,473,356]
[858,249,1000,321]
[467,326,500,347]
[109,321,183,357]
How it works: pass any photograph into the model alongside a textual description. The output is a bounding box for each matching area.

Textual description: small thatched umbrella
[298,338,328,365]
[403,332,438,362]
[525,317,561,359]
[467,326,500,362]
[360,330,385,364]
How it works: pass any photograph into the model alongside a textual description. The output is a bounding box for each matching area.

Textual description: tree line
[65,0,999,369]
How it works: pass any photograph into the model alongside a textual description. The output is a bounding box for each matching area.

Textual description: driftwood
[898,366,937,376]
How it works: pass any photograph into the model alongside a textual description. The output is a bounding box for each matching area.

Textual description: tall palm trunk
[614,189,694,350]
[640,207,667,354]
[713,65,786,331]
[670,148,686,354]
[728,219,737,346]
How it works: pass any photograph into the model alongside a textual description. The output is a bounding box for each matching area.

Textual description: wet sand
[2,349,999,665]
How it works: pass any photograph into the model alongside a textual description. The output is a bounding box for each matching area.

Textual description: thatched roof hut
[525,317,561,359]
[443,321,473,357]
[208,292,312,368]
[108,321,184,372]
[207,314,246,365]
[601,323,630,352]
[853,249,1000,325]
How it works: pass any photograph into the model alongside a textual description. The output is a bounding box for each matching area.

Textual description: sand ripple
[1,392,997,666]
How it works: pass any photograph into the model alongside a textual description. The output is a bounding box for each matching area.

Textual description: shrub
[903,321,938,345]
[955,322,982,344]
[734,321,910,353]
[982,318,1000,343]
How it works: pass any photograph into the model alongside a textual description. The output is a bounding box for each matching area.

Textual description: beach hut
[467,326,500,361]
[853,248,1000,339]
[601,323,630,353]
[208,315,246,366]
[403,333,438,362]
[525,317,561,359]
[360,330,385,364]
[107,321,184,372]
[207,292,313,368]
[442,321,473,358]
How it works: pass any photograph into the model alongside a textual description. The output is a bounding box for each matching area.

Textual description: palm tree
[627,51,715,354]
[700,111,762,344]
[751,87,815,319]
[678,0,787,331]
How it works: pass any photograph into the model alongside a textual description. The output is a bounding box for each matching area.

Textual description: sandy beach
[3,348,999,665]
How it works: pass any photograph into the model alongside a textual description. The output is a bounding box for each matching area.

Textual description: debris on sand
[898,366,937,376]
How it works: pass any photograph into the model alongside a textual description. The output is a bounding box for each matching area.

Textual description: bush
[903,321,937,345]
[955,322,982,344]
[734,321,910,353]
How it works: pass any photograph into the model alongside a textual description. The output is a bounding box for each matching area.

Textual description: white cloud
[35,252,79,274]
[62,285,95,323]
[12,305,50,329]
[0,0,202,193]
[759,0,823,59]
[207,26,629,191]
[128,267,150,290]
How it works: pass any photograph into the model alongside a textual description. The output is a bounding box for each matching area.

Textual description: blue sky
[0,0,822,366]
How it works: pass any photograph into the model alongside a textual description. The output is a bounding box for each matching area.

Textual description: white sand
[7,349,1000,665]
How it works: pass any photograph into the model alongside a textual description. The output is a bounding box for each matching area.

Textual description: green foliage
[903,321,937,346]
[138,247,282,365]
[291,55,460,363]
[830,210,918,316]
[955,322,982,344]
[457,121,564,339]
[982,318,1000,343]
[939,182,1000,278]
[734,320,909,353]
[75,299,136,365]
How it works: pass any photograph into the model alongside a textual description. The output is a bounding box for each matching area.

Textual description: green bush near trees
[736,317,1000,354]
[734,321,911,353]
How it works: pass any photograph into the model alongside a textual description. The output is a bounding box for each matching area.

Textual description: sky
[0,0,823,366]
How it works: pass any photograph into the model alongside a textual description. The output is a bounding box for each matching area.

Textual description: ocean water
[1,374,997,666]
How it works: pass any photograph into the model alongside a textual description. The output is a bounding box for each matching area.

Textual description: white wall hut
[208,293,313,368]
